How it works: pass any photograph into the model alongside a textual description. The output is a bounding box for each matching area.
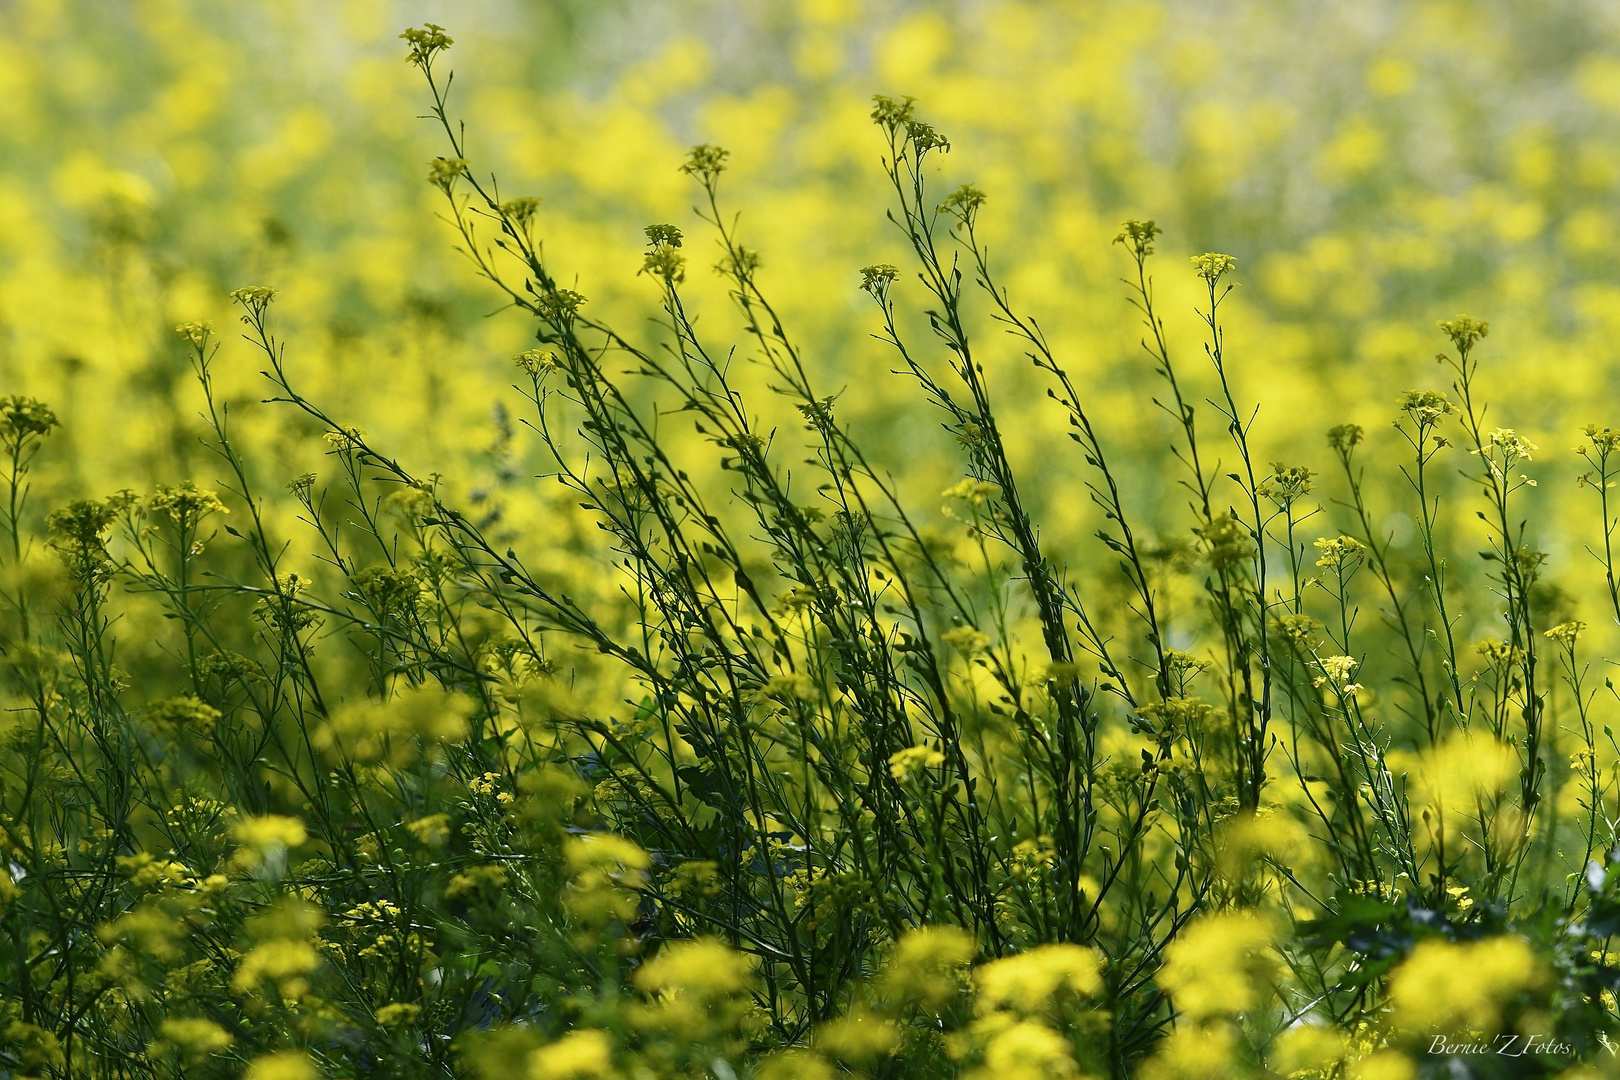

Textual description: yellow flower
[529,1029,614,1079]
[883,926,976,1007]
[1387,936,1546,1034]
[427,157,470,189]
[244,1051,318,1080]
[446,864,508,901]
[400,23,454,67]
[942,625,992,656]
[1438,314,1489,352]
[1314,535,1365,572]
[376,1003,421,1028]
[1191,252,1237,283]
[147,480,228,528]
[634,937,753,1000]
[1545,620,1586,647]
[1317,654,1359,682]
[173,320,212,347]
[157,1017,233,1057]
[815,1009,900,1065]
[1156,910,1279,1020]
[233,814,307,852]
[1138,1023,1239,1080]
[975,943,1103,1015]
[970,1018,1078,1080]
[232,938,321,995]
[888,744,945,782]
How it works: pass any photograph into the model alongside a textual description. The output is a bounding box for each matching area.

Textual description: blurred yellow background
[4,0,1617,587]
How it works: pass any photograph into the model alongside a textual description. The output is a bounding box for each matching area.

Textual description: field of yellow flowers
[9,1,1620,1077]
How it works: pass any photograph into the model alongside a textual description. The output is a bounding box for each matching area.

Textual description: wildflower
[1157,910,1279,1019]
[404,813,450,846]
[400,23,453,67]
[500,195,541,226]
[762,672,817,703]
[1007,837,1057,881]
[1545,620,1586,647]
[942,625,992,656]
[233,814,307,856]
[1582,423,1620,457]
[232,937,321,995]
[1415,733,1519,822]
[1438,313,1489,353]
[287,472,316,499]
[1474,637,1523,668]
[145,695,222,740]
[1190,252,1237,283]
[905,119,950,154]
[1480,426,1537,463]
[147,479,228,529]
[1257,462,1313,508]
[883,926,976,1007]
[529,1029,614,1079]
[972,1020,1080,1080]
[516,349,560,377]
[376,1002,422,1028]
[537,289,587,322]
[1046,662,1082,688]
[635,936,752,999]
[156,1017,233,1058]
[942,477,999,506]
[1113,219,1162,258]
[938,183,987,222]
[563,834,649,927]
[860,263,899,298]
[244,1051,318,1080]
[1195,512,1255,571]
[718,244,762,279]
[116,852,190,889]
[229,285,277,316]
[975,944,1103,1015]
[427,156,470,190]
[315,687,471,764]
[2,1022,64,1072]
[47,496,124,570]
[668,859,721,898]
[1326,422,1364,452]
[446,864,508,900]
[564,833,650,883]
[173,320,212,348]
[644,223,683,249]
[98,902,187,962]
[1316,655,1358,682]
[640,246,685,285]
[1136,697,1215,741]
[350,564,422,618]
[1164,648,1211,681]
[680,144,729,179]
[1388,936,1545,1034]
[1313,534,1365,574]
[0,395,59,446]
[1398,388,1455,424]
[323,426,366,451]
[1270,613,1324,652]
[757,1049,837,1080]
[870,94,916,127]
[816,1010,900,1065]
[888,744,945,781]
[1137,1025,1239,1080]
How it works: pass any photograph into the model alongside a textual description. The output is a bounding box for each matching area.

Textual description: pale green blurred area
[4,0,1620,616]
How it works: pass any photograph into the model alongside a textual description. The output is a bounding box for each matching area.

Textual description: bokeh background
[5,0,1619,593]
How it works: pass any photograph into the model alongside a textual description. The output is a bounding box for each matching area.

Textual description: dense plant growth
[6,19,1620,1080]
